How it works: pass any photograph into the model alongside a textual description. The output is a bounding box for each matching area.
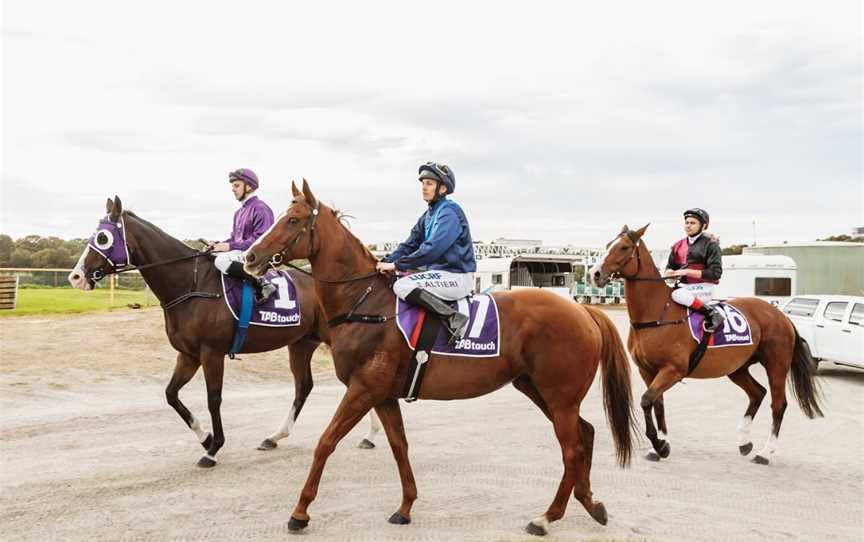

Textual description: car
[781,295,864,370]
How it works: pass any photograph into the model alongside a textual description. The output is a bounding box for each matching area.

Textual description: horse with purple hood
[69,196,382,467]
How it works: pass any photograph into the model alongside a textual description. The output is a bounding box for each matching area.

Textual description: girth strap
[402,311,442,402]
[688,329,713,375]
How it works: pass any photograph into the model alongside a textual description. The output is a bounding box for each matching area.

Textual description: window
[784,298,819,318]
[850,304,864,326]
[492,274,502,285]
[824,302,848,323]
[754,277,791,296]
[553,275,565,287]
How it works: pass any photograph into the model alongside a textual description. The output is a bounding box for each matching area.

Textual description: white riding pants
[671,282,717,307]
[214,250,245,273]
[393,270,475,301]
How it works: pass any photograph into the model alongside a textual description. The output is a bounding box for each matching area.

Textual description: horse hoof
[525,521,548,536]
[590,502,608,526]
[388,512,411,525]
[739,442,753,456]
[357,438,375,449]
[257,439,278,451]
[200,433,213,450]
[287,516,309,531]
[752,455,770,465]
[657,440,671,458]
[196,456,217,468]
[645,452,662,462]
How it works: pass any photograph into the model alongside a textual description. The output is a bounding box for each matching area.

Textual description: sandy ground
[1,307,862,542]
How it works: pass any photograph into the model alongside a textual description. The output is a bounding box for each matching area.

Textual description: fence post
[110,274,116,307]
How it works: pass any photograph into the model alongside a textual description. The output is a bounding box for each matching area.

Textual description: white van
[782,295,864,370]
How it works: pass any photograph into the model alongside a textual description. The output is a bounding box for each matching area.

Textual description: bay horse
[590,225,823,465]
[67,196,382,468]
[243,180,636,537]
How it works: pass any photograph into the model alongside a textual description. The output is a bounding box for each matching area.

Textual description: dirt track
[1,308,862,541]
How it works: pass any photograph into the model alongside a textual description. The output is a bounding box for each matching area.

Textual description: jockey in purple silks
[209,168,277,304]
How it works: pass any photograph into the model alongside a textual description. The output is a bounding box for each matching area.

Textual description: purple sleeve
[228,205,275,251]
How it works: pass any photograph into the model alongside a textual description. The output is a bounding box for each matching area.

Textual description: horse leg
[259,339,318,450]
[358,410,381,449]
[165,352,213,451]
[288,380,375,531]
[654,394,667,435]
[373,399,417,524]
[513,374,552,421]
[727,365,766,456]
[527,407,604,536]
[197,349,227,468]
[640,368,682,460]
[752,362,788,465]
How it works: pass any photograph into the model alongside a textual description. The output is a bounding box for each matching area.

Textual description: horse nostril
[246,252,256,264]
[72,273,80,280]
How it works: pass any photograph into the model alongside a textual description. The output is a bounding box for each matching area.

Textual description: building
[743,242,863,296]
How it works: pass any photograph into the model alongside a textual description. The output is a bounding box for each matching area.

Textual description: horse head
[68,196,133,290]
[590,224,650,287]
[244,179,324,277]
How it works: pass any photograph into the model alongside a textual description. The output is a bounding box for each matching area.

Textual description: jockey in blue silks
[209,168,277,304]
[376,162,477,342]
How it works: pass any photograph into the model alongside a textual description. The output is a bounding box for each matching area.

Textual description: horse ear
[106,198,114,213]
[301,178,317,207]
[635,223,650,238]
[291,180,301,198]
[109,196,122,221]
[620,224,629,234]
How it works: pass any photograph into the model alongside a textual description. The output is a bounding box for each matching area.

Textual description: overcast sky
[2,1,861,250]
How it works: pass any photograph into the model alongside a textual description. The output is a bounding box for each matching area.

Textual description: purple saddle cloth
[396,294,500,357]
[687,302,753,347]
[220,269,302,327]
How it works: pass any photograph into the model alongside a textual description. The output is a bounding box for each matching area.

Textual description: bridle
[605,230,666,283]
[266,200,379,285]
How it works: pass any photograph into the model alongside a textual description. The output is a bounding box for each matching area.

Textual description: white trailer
[717,255,797,305]
[474,255,577,300]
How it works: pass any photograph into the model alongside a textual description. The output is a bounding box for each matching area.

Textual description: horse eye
[95,230,114,249]
[288,217,299,225]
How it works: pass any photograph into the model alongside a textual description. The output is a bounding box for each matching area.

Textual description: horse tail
[789,328,824,418]
[583,305,636,467]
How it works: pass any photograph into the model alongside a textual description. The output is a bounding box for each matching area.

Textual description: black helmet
[684,208,710,228]
[418,162,456,194]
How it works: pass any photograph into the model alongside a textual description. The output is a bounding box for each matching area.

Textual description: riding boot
[405,288,469,344]
[697,304,725,333]
[227,261,275,304]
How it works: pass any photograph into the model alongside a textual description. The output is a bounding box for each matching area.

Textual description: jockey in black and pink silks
[209,168,277,304]
[663,207,726,332]
[375,162,477,343]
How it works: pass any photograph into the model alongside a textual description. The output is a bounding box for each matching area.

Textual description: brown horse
[590,225,823,465]
[244,180,636,537]
[67,197,383,468]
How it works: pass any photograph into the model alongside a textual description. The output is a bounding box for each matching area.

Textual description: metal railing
[0,267,152,308]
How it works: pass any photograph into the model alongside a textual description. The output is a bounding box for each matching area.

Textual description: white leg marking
[530,515,550,532]
[737,415,753,446]
[362,410,381,443]
[266,406,296,442]
[190,417,208,443]
[757,433,778,459]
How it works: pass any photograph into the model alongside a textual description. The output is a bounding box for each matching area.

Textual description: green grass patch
[0,288,153,316]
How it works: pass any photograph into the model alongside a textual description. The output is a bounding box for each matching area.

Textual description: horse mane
[327,204,377,262]
[122,210,196,255]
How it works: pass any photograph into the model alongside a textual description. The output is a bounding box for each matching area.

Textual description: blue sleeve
[382,215,424,263]
[395,207,461,270]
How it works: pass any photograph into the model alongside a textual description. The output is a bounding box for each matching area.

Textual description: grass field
[0,287,152,317]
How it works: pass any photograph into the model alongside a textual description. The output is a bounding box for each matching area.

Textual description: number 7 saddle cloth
[220,269,302,327]
[687,302,753,347]
[396,294,501,357]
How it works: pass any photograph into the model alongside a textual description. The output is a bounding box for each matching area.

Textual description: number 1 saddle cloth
[220,269,302,327]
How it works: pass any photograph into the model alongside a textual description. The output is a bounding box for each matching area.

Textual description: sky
[1,1,861,250]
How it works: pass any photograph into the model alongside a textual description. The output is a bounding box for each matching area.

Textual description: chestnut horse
[590,225,823,465]
[244,180,635,537]
[68,197,382,468]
